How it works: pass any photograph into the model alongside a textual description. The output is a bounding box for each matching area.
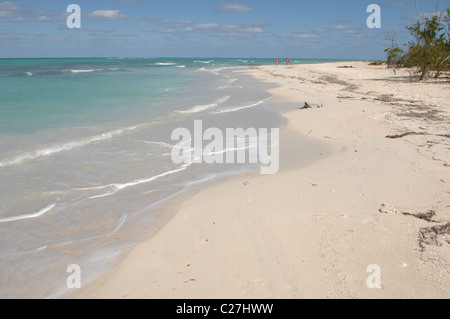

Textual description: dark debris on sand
[419,222,450,251]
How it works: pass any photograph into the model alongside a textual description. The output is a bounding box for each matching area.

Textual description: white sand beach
[73,62,450,299]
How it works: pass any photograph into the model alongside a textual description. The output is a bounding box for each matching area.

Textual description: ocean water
[0,57,344,298]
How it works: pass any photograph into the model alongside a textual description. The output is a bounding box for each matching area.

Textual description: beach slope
[74,62,450,299]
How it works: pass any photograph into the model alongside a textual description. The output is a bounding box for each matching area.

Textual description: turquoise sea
[0,57,348,298]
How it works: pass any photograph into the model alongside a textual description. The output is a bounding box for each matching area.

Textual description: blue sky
[0,0,447,59]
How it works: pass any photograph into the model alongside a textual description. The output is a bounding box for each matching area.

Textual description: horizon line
[0,56,372,60]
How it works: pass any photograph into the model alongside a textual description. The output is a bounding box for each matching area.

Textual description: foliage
[384,46,404,68]
[386,7,449,80]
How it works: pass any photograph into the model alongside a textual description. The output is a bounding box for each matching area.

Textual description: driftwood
[386,132,450,139]
[386,132,425,139]
[379,204,437,222]
[403,210,437,222]
[298,102,323,110]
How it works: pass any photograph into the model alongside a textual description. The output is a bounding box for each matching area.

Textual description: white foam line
[176,96,230,114]
[155,62,176,66]
[194,60,214,64]
[134,140,175,148]
[229,136,260,141]
[112,213,127,233]
[218,78,238,89]
[117,163,192,189]
[207,145,252,156]
[70,68,119,73]
[69,69,95,73]
[82,162,193,199]
[0,126,138,168]
[89,189,120,199]
[35,245,48,252]
[0,204,56,223]
[75,184,112,191]
[195,66,227,76]
[188,175,216,185]
[215,100,265,114]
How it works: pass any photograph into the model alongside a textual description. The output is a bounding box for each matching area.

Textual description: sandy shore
[73,62,450,299]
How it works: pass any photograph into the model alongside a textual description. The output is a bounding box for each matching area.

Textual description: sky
[0,0,448,59]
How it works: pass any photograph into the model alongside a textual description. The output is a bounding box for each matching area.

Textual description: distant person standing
[285,58,289,65]
[275,59,279,66]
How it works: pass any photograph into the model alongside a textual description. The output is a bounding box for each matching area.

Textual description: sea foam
[176,96,230,114]
[0,204,56,223]
[0,126,139,168]
[215,100,266,114]
[76,162,194,199]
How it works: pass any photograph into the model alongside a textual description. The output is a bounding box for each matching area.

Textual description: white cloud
[293,33,318,39]
[217,3,254,15]
[330,24,363,34]
[194,23,220,30]
[140,28,154,33]
[0,1,23,21]
[387,0,413,7]
[87,10,126,20]
[145,17,192,28]
[246,27,263,33]
[0,2,66,22]
[35,15,51,22]
[333,25,351,30]
[106,0,139,4]
[159,28,180,34]
[0,2,19,10]
[409,11,446,21]
[32,10,65,22]
[157,20,266,39]
[184,23,220,32]
[116,33,138,37]
[8,15,23,22]
[215,24,264,38]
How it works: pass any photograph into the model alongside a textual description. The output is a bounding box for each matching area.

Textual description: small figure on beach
[393,68,397,75]
[275,59,279,66]
[285,58,289,65]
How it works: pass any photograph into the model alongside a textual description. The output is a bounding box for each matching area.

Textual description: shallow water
[0,58,340,298]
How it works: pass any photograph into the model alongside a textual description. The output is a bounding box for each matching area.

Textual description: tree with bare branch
[402,1,449,80]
